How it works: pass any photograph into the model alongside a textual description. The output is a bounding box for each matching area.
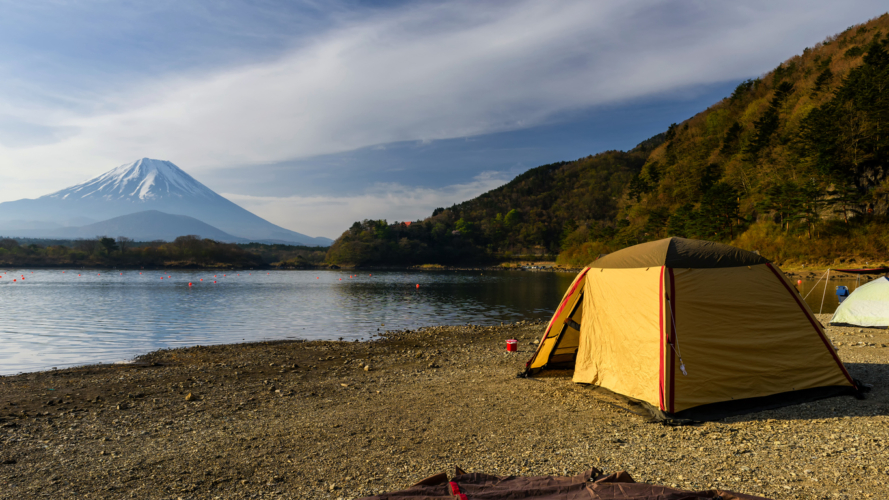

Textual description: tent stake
[819,269,831,315]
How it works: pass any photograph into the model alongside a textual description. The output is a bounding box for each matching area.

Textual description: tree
[0,238,19,250]
[696,183,742,239]
[503,209,520,229]
[454,218,475,237]
[666,204,695,238]
[117,236,133,254]
[627,174,651,202]
[746,81,795,158]
[75,238,99,255]
[699,164,723,194]
[98,237,119,255]
[719,122,743,156]
[756,181,823,234]
[730,79,756,103]
[798,42,889,185]
[811,67,833,95]
[643,207,670,239]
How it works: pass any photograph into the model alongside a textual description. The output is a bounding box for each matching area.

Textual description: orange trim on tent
[525,267,589,369]
[658,266,665,411]
[765,263,857,389]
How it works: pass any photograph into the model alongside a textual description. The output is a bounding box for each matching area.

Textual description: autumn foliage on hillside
[325,145,653,265]
[606,14,889,265]
[329,14,889,267]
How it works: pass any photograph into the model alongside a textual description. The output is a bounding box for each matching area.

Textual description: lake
[0,268,868,375]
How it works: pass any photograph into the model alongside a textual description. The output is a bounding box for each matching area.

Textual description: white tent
[830,276,889,328]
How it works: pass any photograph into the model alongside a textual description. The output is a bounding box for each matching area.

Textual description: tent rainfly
[830,276,889,328]
[525,237,863,421]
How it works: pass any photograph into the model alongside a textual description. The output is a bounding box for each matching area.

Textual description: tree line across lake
[0,236,327,269]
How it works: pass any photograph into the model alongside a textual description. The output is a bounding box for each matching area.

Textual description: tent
[358,466,768,500]
[830,276,889,328]
[526,237,861,420]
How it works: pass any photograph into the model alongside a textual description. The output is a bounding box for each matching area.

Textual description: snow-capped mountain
[47,158,217,202]
[0,158,331,246]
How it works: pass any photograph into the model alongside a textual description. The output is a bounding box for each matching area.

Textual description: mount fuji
[0,158,331,246]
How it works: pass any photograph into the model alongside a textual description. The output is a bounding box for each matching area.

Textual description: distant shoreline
[3,263,884,279]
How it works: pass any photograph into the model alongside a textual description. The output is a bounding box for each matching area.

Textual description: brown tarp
[357,467,770,500]
[589,237,769,269]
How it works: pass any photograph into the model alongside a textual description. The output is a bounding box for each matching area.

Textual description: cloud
[0,0,886,201]
[222,171,511,238]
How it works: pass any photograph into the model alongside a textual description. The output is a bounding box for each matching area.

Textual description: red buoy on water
[200,278,203,281]
[189,283,193,286]
[416,284,420,288]
[213,281,216,283]
[160,277,164,280]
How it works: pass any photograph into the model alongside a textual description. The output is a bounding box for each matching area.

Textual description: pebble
[0,318,885,499]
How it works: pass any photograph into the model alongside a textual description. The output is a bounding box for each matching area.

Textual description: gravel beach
[1,316,887,500]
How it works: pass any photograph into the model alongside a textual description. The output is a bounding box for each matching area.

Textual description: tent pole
[819,269,830,315]
[804,269,830,300]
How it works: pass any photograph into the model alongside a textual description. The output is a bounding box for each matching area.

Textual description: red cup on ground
[506,339,518,352]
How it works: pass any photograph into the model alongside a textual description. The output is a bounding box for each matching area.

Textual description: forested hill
[328,13,889,267]
[326,140,658,266]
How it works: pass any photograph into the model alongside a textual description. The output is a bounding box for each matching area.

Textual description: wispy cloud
[222,171,511,238]
[0,0,886,237]
[3,1,886,190]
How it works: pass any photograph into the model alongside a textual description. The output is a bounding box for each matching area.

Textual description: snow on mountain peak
[45,158,218,202]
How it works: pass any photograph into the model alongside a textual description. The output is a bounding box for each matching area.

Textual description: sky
[0,1,887,239]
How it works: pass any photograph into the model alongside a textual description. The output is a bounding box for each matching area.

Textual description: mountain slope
[327,13,889,266]
[51,210,245,242]
[325,139,658,265]
[602,14,889,262]
[0,158,332,246]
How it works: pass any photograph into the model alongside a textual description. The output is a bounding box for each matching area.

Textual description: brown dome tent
[526,237,861,420]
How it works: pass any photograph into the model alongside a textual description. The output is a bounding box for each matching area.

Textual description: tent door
[546,292,584,367]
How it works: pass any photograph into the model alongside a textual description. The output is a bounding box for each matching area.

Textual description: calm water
[0,269,575,374]
[0,268,869,375]
[796,277,872,316]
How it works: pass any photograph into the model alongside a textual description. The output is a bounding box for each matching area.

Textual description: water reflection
[0,269,575,374]
[0,267,871,375]
[796,277,874,315]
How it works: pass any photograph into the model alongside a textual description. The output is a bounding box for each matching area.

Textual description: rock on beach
[0,317,887,499]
